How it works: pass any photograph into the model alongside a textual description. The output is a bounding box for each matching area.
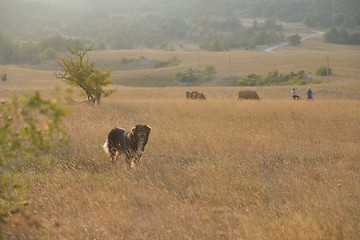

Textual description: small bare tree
[56,47,114,104]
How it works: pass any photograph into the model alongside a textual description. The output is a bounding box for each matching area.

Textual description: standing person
[307,87,313,100]
[291,88,300,100]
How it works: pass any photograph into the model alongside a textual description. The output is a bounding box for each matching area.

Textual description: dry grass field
[1,35,360,239]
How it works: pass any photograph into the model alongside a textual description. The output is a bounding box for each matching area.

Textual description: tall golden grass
[1,35,360,239]
[4,91,360,239]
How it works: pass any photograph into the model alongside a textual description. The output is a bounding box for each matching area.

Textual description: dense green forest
[1,0,360,63]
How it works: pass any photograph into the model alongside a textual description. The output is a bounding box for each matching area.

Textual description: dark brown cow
[103,124,151,168]
[238,90,260,100]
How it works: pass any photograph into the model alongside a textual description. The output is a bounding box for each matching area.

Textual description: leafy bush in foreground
[0,92,67,228]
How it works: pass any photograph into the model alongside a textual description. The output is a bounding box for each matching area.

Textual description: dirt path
[264,31,324,53]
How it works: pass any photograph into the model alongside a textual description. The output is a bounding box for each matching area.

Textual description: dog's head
[132,124,151,152]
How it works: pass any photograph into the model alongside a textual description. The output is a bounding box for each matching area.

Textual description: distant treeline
[199,19,284,51]
[324,28,360,44]
[0,33,84,64]
[0,0,359,56]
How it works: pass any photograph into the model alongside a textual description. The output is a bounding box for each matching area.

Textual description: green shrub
[203,65,217,81]
[235,70,320,86]
[287,34,302,46]
[237,73,259,86]
[153,56,181,68]
[0,92,67,227]
[316,66,332,76]
[175,68,200,83]
[43,48,58,60]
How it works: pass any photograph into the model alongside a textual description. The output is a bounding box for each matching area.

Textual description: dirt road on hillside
[264,31,324,52]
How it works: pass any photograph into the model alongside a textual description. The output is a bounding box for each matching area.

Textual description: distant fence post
[326,56,330,84]
[229,54,232,76]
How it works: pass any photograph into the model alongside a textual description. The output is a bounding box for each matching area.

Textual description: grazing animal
[186,91,206,100]
[186,91,199,99]
[103,124,151,168]
[196,93,206,99]
[186,91,192,98]
[238,90,260,100]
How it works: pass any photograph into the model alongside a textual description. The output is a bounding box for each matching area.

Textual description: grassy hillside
[84,35,360,88]
[1,32,360,239]
[3,95,360,239]
[1,34,360,92]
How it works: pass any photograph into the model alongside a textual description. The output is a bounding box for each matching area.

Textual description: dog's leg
[133,156,139,167]
[134,153,143,166]
[125,156,133,168]
[130,158,136,168]
[109,147,117,163]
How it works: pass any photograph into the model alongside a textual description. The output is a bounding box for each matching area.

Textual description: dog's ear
[131,127,136,135]
[145,125,152,133]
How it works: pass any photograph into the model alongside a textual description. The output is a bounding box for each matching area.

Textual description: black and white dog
[103,124,151,168]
